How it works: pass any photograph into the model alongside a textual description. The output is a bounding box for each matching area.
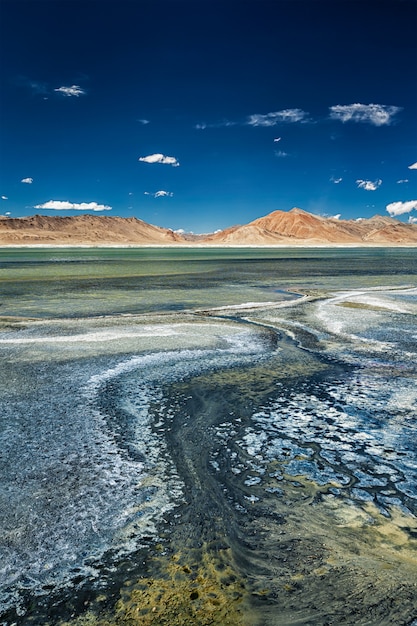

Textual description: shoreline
[1,243,417,249]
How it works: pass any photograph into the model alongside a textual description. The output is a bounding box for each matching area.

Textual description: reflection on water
[0,247,416,625]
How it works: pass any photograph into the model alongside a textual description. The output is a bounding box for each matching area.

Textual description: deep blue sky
[1,0,416,232]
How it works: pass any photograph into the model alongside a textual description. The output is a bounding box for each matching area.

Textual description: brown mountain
[0,208,416,245]
[0,214,185,245]
[202,208,417,245]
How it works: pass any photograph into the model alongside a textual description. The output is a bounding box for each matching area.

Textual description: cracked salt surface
[0,321,270,616]
[229,369,417,514]
[210,289,417,520]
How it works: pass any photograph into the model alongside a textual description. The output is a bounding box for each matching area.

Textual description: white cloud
[386,200,417,217]
[330,176,343,184]
[332,214,341,220]
[273,137,282,142]
[408,162,417,170]
[21,177,33,184]
[397,179,409,184]
[247,108,308,127]
[356,179,382,191]
[54,85,85,97]
[1,195,8,200]
[275,150,288,158]
[145,190,174,198]
[34,200,112,211]
[329,103,401,126]
[139,153,180,167]
[408,216,417,224]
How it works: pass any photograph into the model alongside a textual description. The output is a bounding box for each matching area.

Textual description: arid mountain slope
[202,208,417,245]
[0,214,184,245]
[0,209,416,245]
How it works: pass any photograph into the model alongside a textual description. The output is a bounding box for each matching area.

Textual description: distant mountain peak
[203,208,417,245]
[289,207,308,214]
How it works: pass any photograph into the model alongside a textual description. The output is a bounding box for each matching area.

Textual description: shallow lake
[1,247,416,625]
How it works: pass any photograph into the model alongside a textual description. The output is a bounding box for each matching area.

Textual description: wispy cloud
[139,153,180,167]
[1,195,8,200]
[356,179,382,191]
[195,120,236,130]
[21,177,33,184]
[397,179,409,184]
[386,200,417,217]
[144,190,174,198]
[329,103,401,126]
[408,162,417,170]
[34,200,111,211]
[275,150,288,158]
[196,109,308,130]
[18,77,86,99]
[28,80,49,95]
[137,119,150,125]
[247,108,308,127]
[273,137,282,142]
[330,176,343,184]
[54,85,85,97]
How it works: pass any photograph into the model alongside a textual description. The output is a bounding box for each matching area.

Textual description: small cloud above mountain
[247,108,309,127]
[329,103,401,126]
[139,153,180,167]
[54,85,85,97]
[34,200,111,211]
[356,179,382,191]
[144,190,174,198]
[386,200,417,217]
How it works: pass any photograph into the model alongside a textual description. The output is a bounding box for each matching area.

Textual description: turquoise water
[1,246,415,318]
[1,247,416,625]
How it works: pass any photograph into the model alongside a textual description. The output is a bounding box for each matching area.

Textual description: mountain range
[1,208,417,246]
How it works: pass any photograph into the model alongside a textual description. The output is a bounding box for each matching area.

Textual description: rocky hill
[0,214,184,245]
[202,208,417,245]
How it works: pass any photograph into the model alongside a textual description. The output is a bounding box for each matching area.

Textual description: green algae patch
[335,301,391,311]
[0,316,32,330]
[116,550,246,625]
[59,547,248,626]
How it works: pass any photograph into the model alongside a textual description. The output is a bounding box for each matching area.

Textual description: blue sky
[0,0,416,233]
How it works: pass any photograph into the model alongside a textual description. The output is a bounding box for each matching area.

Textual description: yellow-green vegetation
[0,316,30,330]
[335,301,390,311]
[59,547,248,626]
